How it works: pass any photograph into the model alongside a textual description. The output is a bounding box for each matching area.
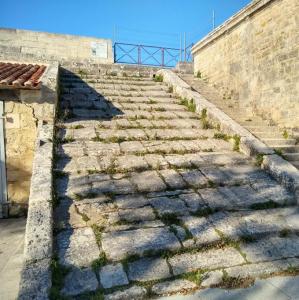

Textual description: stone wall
[0,28,113,64]
[192,0,299,128]
[0,63,58,216]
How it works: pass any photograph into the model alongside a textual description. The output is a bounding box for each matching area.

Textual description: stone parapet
[18,122,54,299]
[158,69,299,202]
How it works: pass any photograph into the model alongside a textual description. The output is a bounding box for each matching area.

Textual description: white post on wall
[0,100,8,218]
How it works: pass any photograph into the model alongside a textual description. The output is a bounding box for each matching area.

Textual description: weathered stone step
[58,127,218,143]
[240,120,271,127]
[61,74,153,81]
[246,126,281,133]
[67,108,199,120]
[284,153,299,161]
[56,140,232,163]
[264,138,297,146]
[61,89,171,98]
[60,78,162,86]
[252,131,284,139]
[271,145,299,153]
[61,118,202,130]
[61,83,168,92]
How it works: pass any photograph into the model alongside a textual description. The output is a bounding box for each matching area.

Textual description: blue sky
[1,0,251,48]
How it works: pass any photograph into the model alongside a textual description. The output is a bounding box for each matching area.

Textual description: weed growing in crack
[250,200,280,210]
[233,135,241,152]
[168,85,173,93]
[255,153,265,166]
[282,130,289,139]
[196,71,202,78]
[153,74,163,82]
[214,133,231,141]
[50,256,70,300]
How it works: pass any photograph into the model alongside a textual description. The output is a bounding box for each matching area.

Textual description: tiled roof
[0,62,47,89]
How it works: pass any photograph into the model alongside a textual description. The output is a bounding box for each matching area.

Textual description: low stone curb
[157,69,299,202]
[18,121,54,300]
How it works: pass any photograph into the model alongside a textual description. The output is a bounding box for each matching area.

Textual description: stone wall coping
[18,121,54,299]
[191,0,275,54]
[158,69,299,201]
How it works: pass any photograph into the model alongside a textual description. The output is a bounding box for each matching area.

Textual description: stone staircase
[52,66,299,299]
[180,74,299,170]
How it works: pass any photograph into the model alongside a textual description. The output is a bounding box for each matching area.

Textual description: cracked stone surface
[56,228,101,268]
[128,257,171,282]
[102,227,181,260]
[61,267,98,296]
[99,263,129,289]
[53,68,299,299]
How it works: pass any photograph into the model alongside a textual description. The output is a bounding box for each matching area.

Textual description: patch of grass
[148,98,157,104]
[250,200,280,210]
[71,124,85,129]
[196,71,202,78]
[279,228,291,238]
[285,266,299,275]
[87,169,101,175]
[81,213,90,222]
[200,108,214,129]
[155,107,166,112]
[221,271,254,289]
[214,133,231,141]
[239,235,256,243]
[153,74,163,82]
[168,85,173,93]
[92,252,108,271]
[192,207,214,217]
[274,148,285,159]
[181,270,204,284]
[233,135,241,152]
[91,224,104,245]
[91,135,102,142]
[255,153,265,166]
[208,180,217,188]
[282,130,289,139]
[122,72,127,77]
[160,213,181,226]
[202,148,214,152]
[50,257,70,300]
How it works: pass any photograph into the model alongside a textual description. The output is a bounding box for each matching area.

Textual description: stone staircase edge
[158,69,299,201]
[18,121,55,300]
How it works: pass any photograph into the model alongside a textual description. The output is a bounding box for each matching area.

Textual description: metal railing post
[138,45,141,65]
[161,48,164,67]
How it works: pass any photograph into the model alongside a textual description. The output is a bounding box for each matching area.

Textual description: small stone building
[0,61,58,217]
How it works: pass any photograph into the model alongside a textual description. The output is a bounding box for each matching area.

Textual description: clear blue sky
[1,0,251,48]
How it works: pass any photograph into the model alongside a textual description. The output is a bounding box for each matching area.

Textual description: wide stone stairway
[180,74,299,170]
[53,66,299,299]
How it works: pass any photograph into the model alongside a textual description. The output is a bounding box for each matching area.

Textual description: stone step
[61,74,153,81]
[246,126,281,133]
[240,120,270,127]
[61,83,168,92]
[61,89,171,98]
[264,138,297,146]
[251,131,284,139]
[283,153,299,161]
[271,145,299,153]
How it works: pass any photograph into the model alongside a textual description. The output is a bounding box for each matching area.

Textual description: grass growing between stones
[213,133,231,141]
[250,200,280,210]
[180,270,205,284]
[50,256,70,300]
[220,271,254,289]
[255,153,265,166]
[200,109,214,129]
[232,135,240,152]
[179,98,196,112]
[154,74,163,82]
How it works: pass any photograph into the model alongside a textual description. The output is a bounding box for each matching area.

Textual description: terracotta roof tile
[0,62,47,89]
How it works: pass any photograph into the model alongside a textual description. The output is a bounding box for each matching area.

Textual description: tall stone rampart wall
[192,0,299,128]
